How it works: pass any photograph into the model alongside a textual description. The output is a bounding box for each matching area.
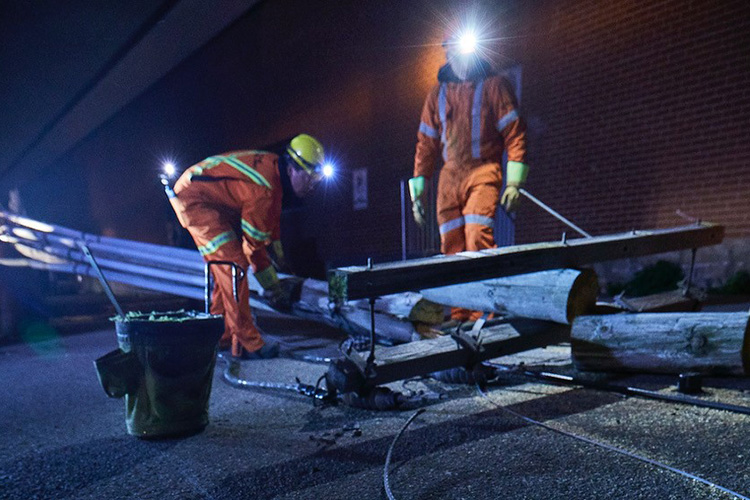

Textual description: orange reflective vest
[173,150,282,266]
[414,73,527,177]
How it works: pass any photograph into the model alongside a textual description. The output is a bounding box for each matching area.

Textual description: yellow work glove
[501,161,529,213]
[408,176,426,226]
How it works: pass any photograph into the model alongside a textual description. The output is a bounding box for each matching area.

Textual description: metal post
[78,243,125,318]
[684,248,697,297]
[204,263,211,314]
[400,179,407,261]
[367,258,376,365]
[519,188,592,238]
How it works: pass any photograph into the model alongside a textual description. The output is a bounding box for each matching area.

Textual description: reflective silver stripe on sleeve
[439,216,465,235]
[496,109,519,132]
[438,83,447,162]
[419,122,439,139]
[471,80,484,158]
[464,214,495,228]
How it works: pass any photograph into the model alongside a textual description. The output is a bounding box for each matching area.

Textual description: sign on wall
[352,168,368,210]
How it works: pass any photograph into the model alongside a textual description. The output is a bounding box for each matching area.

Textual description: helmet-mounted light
[162,161,176,177]
[443,24,485,58]
[457,31,478,54]
[321,162,335,179]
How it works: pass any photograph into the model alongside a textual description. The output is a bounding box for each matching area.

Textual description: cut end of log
[327,272,347,303]
[407,298,447,325]
[566,268,599,324]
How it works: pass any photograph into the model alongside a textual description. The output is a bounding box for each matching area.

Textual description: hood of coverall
[437,57,494,83]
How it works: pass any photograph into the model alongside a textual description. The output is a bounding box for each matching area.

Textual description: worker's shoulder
[483,73,514,88]
[222,149,278,160]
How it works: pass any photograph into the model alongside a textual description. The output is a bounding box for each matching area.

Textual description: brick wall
[517,0,750,242]
[42,0,750,280]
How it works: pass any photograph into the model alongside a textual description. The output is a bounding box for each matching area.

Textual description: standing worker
[410,25,530,322]
[169,134,327,359]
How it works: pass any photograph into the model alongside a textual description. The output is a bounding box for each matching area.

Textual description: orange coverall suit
[171,151,281,356]
[414,66,527,320]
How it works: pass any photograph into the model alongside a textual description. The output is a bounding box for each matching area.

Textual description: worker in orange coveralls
[410,25,530,322]
[169,134,327,359]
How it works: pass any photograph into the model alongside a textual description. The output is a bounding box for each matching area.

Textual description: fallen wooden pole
[420,268,598,325]
[326,319,570,393]
[571,311,750,375]
[328,222,724,302]
[300,279,445,325]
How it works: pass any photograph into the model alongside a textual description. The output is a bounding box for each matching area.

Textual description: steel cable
[477,385,749,500]
[383,408,426,500]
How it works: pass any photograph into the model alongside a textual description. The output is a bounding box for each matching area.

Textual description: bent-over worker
[170,134,326,359]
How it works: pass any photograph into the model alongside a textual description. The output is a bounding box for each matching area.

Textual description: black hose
[486,362,750,416]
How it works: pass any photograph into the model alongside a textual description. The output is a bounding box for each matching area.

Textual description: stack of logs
[417,268,749,376]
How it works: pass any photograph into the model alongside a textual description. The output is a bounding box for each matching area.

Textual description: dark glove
[263,284,293,312]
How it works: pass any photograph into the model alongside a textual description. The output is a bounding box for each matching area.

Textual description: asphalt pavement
[1,308,749,500]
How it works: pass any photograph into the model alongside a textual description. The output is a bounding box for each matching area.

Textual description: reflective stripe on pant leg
[439,216,465,235]
[463,182,501,251]
[437,167,468,255]
[439,216,466,255]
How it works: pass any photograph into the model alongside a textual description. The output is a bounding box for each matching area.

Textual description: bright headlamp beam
[321,163,334,178]
[163,162,176,177]
[458,31,478,54]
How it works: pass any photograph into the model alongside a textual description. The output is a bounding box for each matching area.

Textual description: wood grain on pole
[571,312,750,375]
[420,268,598,325]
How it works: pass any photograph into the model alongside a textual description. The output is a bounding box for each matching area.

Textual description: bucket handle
[204,261,245,313]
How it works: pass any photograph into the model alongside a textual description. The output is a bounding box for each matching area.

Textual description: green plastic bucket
[95,310,223,438]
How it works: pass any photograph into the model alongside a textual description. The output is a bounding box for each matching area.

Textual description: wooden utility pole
[328,223,724,302]
[420,268,598,325]
[571,311,750,375]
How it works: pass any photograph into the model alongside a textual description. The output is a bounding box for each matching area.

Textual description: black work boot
[235,342,280,360]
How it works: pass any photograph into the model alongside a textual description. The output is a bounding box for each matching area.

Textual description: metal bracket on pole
[684,248,698,297]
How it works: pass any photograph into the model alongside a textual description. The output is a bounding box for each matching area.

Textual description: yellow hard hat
[286,134,325,175]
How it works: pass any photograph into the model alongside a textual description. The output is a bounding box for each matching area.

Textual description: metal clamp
[449,313,489,367]
[341,337,375,379]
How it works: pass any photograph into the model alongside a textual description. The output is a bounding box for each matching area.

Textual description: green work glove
[270,240,292,274]
[501,161,529,212]
[500,186,520,212]
[254,265,279,290]
[408,176,426,226]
